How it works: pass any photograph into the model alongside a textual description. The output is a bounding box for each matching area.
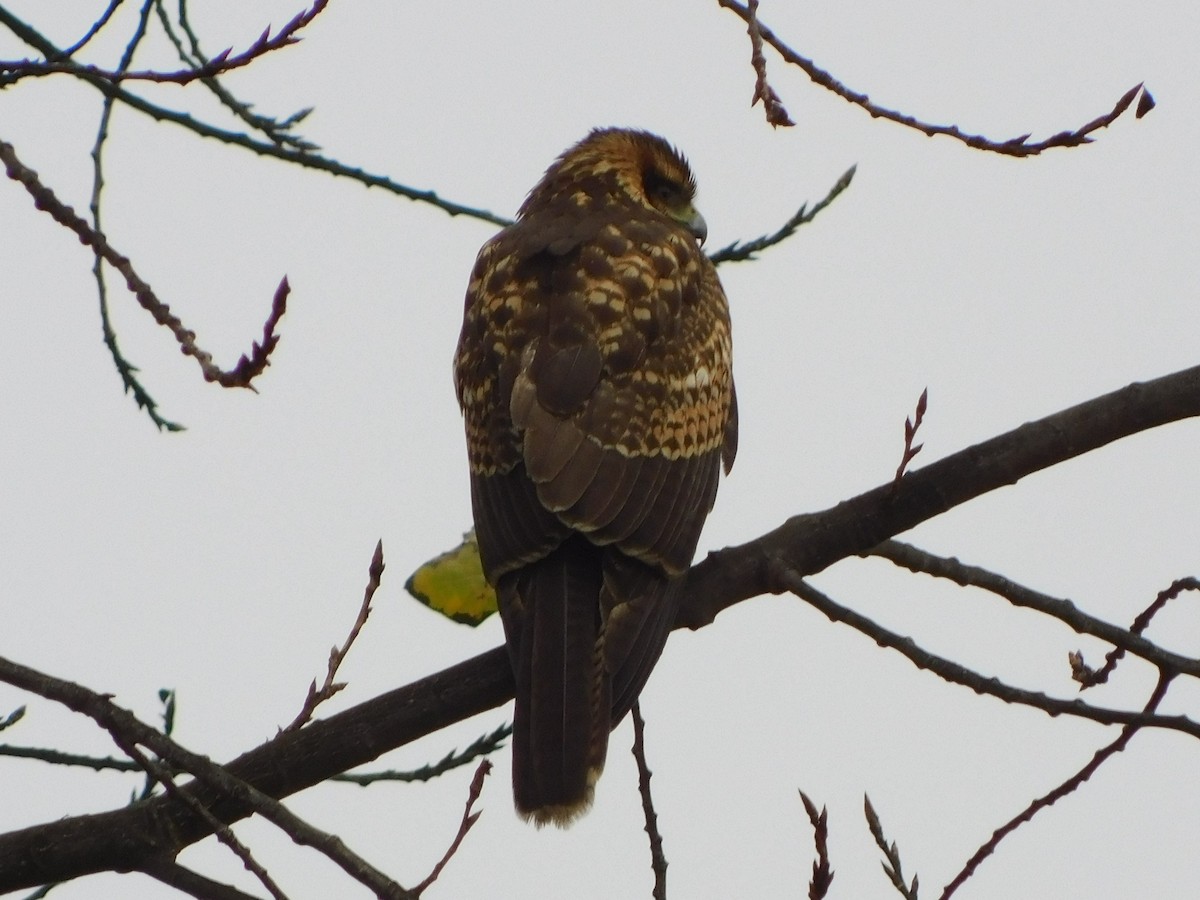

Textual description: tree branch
[0,362,1197,891]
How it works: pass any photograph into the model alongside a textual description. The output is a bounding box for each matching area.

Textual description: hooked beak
[683,205,708,245]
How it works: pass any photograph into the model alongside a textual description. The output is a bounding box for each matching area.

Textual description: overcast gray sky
[2,2,1199,898]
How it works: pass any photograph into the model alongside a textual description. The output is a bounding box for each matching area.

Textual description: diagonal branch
[868,542,1200,682]
[939,671,1173,899]
[0,362,1198,891]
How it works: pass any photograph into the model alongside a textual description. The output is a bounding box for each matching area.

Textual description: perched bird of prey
[454,128,737,826]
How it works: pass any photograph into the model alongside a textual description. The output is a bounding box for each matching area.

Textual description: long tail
[501,537,609,827]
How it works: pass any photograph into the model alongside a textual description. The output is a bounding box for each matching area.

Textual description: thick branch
[1,363,1198,890]
[678,363,1200,628]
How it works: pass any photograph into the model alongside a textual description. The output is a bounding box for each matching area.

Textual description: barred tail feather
[501,537,610,827]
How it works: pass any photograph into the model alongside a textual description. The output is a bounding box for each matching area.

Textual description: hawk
[454,128,737,826]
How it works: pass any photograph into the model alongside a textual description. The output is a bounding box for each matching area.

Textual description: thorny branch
[716,0,1153,156]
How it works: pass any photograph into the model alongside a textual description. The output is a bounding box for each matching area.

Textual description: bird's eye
[644,171,678,206]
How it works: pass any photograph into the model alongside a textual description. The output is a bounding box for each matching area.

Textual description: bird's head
[518,127,708,245]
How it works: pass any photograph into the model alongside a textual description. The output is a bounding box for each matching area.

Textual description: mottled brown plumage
[454,128,737,826]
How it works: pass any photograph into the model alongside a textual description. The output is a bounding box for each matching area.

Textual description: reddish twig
[891,388,928,491]
[716,0,1151,156]
[413,759,492,896]
[744,0,794,127]
[0,138,287,390]
[940,672,1173,898]
[0,0,329,84]
[1070,577,1200,688]
[284,541,386,733]
[631,702,668,900]
[798,790,834,899]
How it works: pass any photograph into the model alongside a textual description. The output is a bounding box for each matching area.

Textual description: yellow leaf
[405,530,497,626]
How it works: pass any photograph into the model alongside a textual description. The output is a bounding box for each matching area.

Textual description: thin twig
[869,542,1200,683]
[112,735,290,900]
[940,672,1174,899]
[864,795,919,899]
[0,6,509,227]
[891,389,928,492]
[88,0,184,430]
[155,0,316,151]
[631,702,668,900]
[0,707,25,732]
[57,0,124,59]
[798,790,834,899]
[1,721,511,786]
[413,759,491,896]
[716,0,1150,157]
[0,0,329,84]
[708,165,855,265]
[284,540,385,732]
[744,0,793,127]
[773,569,1200,738]
[334,722,511,785]
[1069,577,1200,688]
[0,139,288,390]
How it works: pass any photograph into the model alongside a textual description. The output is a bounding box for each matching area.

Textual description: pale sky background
[2,2,1199,898]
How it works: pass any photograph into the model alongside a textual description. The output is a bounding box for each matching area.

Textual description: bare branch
[869,543,1200,683]
[334,722,511,786]
[891,388,928,491]
[708,165,855,265]
[798,790,834,899]
[0,1,329,84]
[89,0,185,431]
[631,702,668,900]
[0,655,416,900]
[0,139,289,391]
[864,795,919,899]
[681,364,1200,630]
[939,672,1173,899]
[140,858,265,900]
[776,572,1197,737]
[284,540,385,732]
[412,759,492,896]
[744,0,794,127]
[155,1,316,151]
[1,363,1198,891]
[1070,577,1200,688]
[715,0,1150,156]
